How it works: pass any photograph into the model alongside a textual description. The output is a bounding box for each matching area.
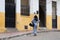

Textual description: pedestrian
[32,15,40,36]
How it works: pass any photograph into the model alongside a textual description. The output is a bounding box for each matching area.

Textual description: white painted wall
[52,0,57,1]
[30,0,39,14]
[0,0,39,14]
[6,0,60,16]
[57,0,60,16]
[46,0,58,16]
[46,0,52,15]
[0,0,59,16]
[16,0,39,14]
[0,0,5,12]
[16,0,20,13]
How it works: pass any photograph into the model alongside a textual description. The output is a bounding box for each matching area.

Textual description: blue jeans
[33,24,37,34]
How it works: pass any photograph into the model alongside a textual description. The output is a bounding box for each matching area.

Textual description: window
[21,0,30,16]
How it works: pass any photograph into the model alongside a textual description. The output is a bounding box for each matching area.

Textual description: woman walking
[32,15,40,36]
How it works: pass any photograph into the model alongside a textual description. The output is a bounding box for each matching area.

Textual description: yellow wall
[1,12,60,32]
[46,15,52,30]
[0,12,40,32]
[0,12,6,32]
[57,16,60,30]
[16,14,54,31]
[16,13,40,31]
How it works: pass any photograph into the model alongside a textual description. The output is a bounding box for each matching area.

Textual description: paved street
[8,31,60,40]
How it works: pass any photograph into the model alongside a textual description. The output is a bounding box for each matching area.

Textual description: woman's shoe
[34,34,37,36]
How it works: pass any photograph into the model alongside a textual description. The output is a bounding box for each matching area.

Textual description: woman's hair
[34,15,38,21]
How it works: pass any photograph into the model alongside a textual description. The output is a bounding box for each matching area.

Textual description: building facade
[0,0,60,32]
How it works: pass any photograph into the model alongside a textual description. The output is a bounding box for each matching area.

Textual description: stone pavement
[0,31,32,40]
[9,31,60,40]
[0,29,60,40]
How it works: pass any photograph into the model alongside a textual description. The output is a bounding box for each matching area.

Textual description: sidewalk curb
[0,30,60,40]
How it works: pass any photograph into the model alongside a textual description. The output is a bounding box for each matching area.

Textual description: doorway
[5,0,16,28]
[39,0,46,27]
[52,1,57,28]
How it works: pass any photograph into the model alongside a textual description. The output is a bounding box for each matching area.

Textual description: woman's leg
[33,25,37,36]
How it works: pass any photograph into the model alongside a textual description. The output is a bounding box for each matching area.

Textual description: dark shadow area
[39,0,46,27]
[5,0,16,28]
[52,1,57,28]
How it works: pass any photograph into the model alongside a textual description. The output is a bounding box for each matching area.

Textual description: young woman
[32,15,40,36]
